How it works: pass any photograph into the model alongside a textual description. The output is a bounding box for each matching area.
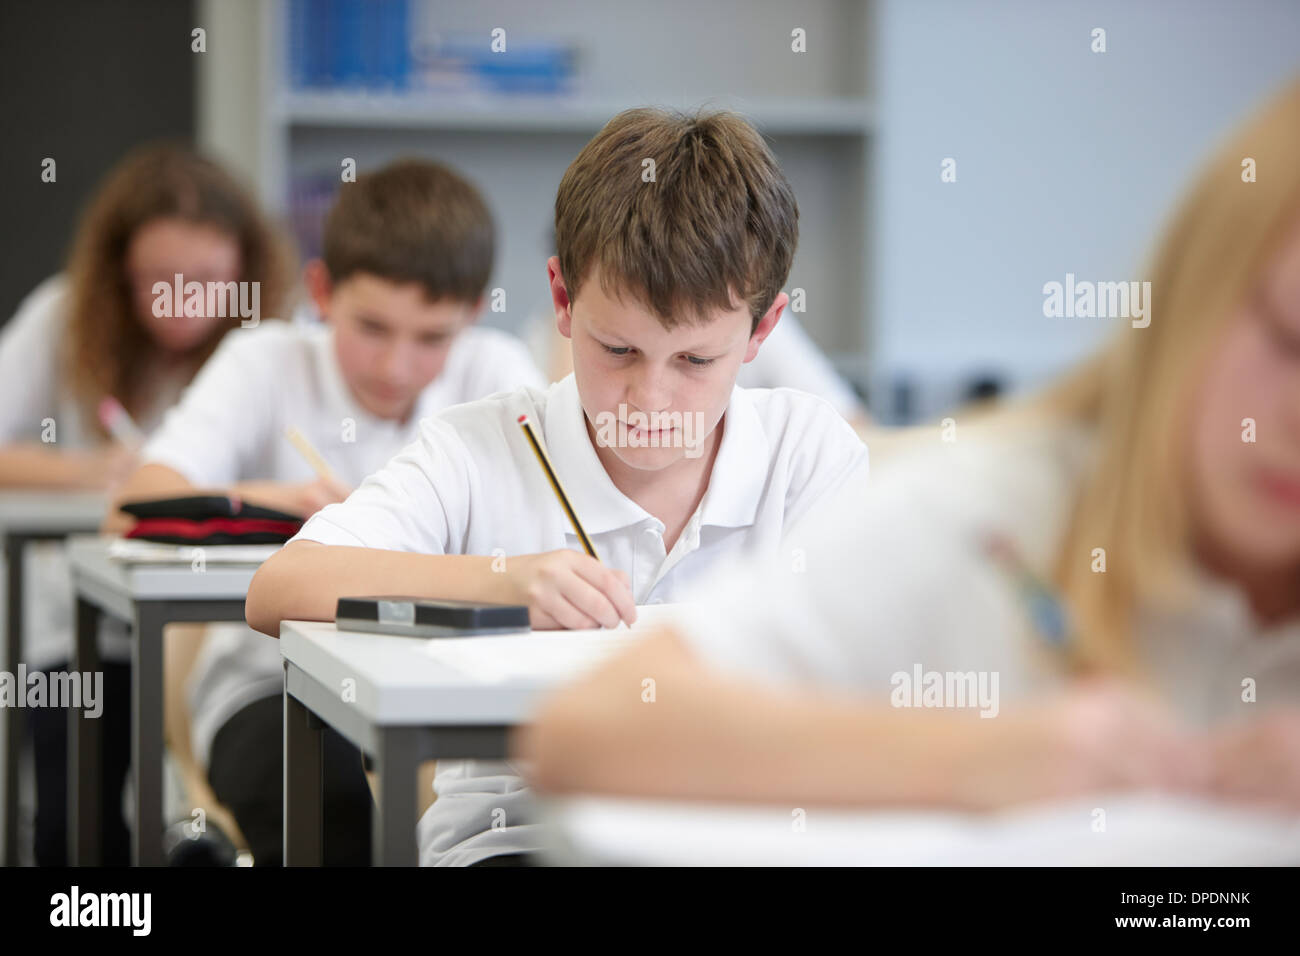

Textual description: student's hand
[81,443,139,491]
[968,681,1210,810]
[1039,680,1210,798]
[289,476,352,518]
[1207,708,1300,811]
[506,550,636,630]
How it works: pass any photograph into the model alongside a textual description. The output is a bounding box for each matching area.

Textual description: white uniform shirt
[139,320,546,768]
[674,422,1300,731]
[0,276,189,667]
[292,374,871,864]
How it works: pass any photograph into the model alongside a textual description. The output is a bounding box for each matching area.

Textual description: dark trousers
[208,694,372,866]
[29,659,132,866]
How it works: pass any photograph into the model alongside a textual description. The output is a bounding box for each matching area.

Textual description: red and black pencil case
[120,495,303,545]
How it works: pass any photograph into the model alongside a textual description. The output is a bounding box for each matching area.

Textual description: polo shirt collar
[698,384,769,528]
[540,375,770,535]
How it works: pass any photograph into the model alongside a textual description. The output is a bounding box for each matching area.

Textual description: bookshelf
[245,0,876,389]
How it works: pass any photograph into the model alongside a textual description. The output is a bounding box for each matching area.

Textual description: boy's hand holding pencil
[95,397,145,492]
[515,413,635,630]
[290,475,353,516]
[504,549,635,630]
[284,425,352,516]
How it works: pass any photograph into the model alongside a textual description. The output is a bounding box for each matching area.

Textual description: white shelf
[275,91,874,135]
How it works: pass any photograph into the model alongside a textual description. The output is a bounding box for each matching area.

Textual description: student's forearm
[222,480,310,516]
[0,444,102,489]
[246,540,510,636]
[521,629,1027,810]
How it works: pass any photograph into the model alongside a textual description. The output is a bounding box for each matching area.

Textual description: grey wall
[872,0,1300,420]
[0,0,197,323]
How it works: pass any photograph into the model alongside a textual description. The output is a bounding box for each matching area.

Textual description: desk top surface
[280,607,677,725]
[0,491,105,534]
[67,534,269,601]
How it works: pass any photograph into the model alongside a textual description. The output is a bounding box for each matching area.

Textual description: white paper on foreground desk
[542,793,1300,865]
[426,603,684,684]
[107,539,282,564]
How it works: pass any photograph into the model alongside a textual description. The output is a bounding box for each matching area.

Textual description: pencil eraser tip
[517,414,527,424]
[97,397,122,426]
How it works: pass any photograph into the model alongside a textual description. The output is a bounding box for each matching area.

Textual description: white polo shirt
[139,319,545,769]
[674,421,1300,731]
[291,374,870,864]
[144,320,544,489]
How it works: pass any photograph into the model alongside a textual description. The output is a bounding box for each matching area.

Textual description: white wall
[196,0,263,192]
[871,0,1300,420]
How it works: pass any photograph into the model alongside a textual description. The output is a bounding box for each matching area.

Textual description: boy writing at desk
[247,108,871,865]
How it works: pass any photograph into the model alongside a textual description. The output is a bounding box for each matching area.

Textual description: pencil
[284,426,338,483]
[981,530,1083,672]
[97,396,144,447]
[517,413,599,561]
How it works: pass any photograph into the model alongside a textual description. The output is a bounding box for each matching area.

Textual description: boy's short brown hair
[324,159,494,304]
[555,108,798,332]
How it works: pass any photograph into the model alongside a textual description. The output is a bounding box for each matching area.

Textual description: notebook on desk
[107,539,282,565]
[422,603,684,684]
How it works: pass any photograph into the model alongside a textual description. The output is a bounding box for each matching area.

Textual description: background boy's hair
[324,158,494,304]
[555,107,798,332]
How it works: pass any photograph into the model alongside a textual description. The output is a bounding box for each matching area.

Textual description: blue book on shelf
[289,0,309,89]
[290,0,412,92]
[335,0,363,88]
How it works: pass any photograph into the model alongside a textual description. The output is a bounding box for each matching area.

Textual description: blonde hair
[1022,77,1300,672]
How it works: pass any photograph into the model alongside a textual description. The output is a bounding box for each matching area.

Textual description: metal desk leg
[3,535,24,866]
[130,602,166,866]
[373,727,419,866]
[70,596,102,865]
[284,668,323,866]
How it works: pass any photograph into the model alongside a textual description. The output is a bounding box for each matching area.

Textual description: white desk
[0,491,105,866]
[280,613,667,866]
[540,794,1300,866]
[67,535,274,866]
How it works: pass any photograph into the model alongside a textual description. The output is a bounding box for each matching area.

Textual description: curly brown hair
[62,142,296,437]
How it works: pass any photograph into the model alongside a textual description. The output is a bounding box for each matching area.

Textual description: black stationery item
[335,596,531,637]
[119,495,303,545]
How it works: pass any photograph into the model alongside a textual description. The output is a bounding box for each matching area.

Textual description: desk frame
[69,558,250,866]
[3,529,99,866]
[282,661,509,867]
